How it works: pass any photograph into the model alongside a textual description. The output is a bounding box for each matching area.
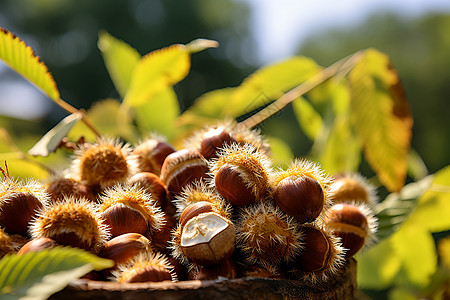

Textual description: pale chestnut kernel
[180,212,235,266]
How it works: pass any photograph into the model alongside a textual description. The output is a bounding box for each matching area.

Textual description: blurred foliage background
[0,0,449,176]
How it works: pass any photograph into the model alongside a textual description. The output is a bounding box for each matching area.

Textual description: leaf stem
[237,50,364,129]
[54,98,101,137]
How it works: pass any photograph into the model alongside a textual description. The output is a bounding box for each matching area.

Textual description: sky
[2,0,450,119]
[244,0,450,64]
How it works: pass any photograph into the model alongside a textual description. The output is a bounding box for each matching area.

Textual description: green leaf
[391,225,437,287]
[349,48,413,192]
[307,77,351,116]
[98,30,141,98]
[133,87,180,139]
[177,88,235,127]
[357,237,402,289]
[0,154,49,180]
[407,149,429,181]
[0,27,59,101]
[227,57,321,117]
[265,136,294,168]
[28,113,82,157]
[388,288,418,300]
[315,116,362,174]
[359,166,450,290]
[407,165,450,233]
[375,175,433,240]
[68,99,137,142]
[179,57,321,129]
[291,97,323,140]
[0,247,113,300]
[123,44,190,106]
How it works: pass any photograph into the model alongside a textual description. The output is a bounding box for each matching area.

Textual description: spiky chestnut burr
[45,173,97,204]
[208,143,272,207]
[231,125,271,156]
[327,173,378,208]
[236,201,303,268]
[149,212,176,254]
[29,196,109,252]
[289,222,345,283]
[113,252,177,283]
[128,172,168,208]
[168,256,188,281]
[70,137,134,189]
[271,159,332,223]
[325,203,378,258]
[160,149,209,198]
[98,184,165,238]
[174,181,232,221]
[171,212,235,266]
[131,136,176,176]
[184,123,237,160]
[0,178,48,236]
[0,227,19,258]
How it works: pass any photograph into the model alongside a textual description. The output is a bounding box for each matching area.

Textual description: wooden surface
[49,259,356,300]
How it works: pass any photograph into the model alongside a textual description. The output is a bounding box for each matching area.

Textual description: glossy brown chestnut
[325,203,369,258]
[179,201,215,228]
[17,237,58,255]
[273,175,324,223]
[128,172,168,207]
[97,233,151,266]
[198,127,237,159]
[132,139,176,176]
[160,149,209,197]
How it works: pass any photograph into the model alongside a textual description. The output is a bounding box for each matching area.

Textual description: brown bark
[50,259,356,300]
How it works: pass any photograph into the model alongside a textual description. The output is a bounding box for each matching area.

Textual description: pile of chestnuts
[0,122,378,285]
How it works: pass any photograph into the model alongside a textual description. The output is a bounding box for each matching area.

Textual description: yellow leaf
[124,44,190,106]
[349,48,413,192]
[0,27,59,101]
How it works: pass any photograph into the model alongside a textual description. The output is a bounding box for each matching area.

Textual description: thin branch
[54,98,101,137]
[237,51,364,130]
